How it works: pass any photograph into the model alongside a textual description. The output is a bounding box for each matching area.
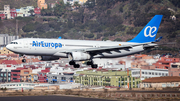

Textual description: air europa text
[32,41,62,49]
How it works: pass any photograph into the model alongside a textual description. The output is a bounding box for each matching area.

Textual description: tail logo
[144,26,157,37]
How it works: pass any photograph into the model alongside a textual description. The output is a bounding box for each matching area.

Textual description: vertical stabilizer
[128,15,163,43]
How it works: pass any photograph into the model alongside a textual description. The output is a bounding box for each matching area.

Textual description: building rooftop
[142,76,180,83]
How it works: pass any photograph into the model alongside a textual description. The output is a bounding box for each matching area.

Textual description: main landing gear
[69,61,80,68]
[69,60,98,68]
[87,61,98,68]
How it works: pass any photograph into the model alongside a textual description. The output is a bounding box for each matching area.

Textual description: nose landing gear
[22,55,26,63]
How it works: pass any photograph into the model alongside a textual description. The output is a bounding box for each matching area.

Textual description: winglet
[153,36,163,42]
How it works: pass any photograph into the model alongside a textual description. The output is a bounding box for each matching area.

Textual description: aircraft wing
[56,42,157,54]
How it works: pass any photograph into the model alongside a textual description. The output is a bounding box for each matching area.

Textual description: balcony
[11,76,20,78]
[11,80,20,82]
[11,72,20,74]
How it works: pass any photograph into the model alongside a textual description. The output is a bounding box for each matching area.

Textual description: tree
[54,1,66,16]
[29,10,34,16]
[66,2,72,11]
[114,38,122,41]
[74,1,80,8]
[84,33,94,38]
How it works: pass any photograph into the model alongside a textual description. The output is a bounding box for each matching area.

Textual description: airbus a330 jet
[6,15,163,68]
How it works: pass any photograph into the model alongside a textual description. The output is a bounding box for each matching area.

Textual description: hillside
[0,0,62,9]
[1,0,180,55]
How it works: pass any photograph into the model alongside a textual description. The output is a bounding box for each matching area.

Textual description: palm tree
[74,1,80,9]
[66,2,72,11]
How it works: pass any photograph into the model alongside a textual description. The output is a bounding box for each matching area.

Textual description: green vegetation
[1,0,180,53]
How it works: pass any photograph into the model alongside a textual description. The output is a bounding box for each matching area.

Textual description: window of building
[159,73,161,75]
[176,83,179,87]
[171,84,174,87]
[162,84,166,87]
[155,73,157,75]
[166,74,168,76]
[152,72,154,75]
[162,73,164,76]
[142,72,144,74]
[4,73,6,77]
[145,72,147,74]
[1,73,3,77]
[24,72,29,74]
[172,65,178,68]
[149,72,151,75]
[8,73,11,76]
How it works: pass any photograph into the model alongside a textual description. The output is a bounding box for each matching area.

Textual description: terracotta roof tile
[1,60,19,65]
[142,76,180,83]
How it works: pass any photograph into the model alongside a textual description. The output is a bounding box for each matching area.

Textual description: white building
[63,0,79,5]
[0,34,19,46]
[4,5,11,19]
[131,69,169,80]
[0,82,38,90]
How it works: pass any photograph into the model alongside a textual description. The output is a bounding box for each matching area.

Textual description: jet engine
[39,56,59,61]
[68,52,91,61]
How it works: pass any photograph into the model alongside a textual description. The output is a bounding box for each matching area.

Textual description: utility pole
[16,19,18,38]
[127,68,129,88]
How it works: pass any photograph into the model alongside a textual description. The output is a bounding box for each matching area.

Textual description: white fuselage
[6,38,146,59]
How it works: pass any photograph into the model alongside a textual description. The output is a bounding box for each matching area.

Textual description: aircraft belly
[93,46,144,58]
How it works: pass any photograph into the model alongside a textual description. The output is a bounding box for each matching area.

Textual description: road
[0,95,115,101]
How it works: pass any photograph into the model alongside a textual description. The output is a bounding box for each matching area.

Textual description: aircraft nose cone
[6,44,12,50]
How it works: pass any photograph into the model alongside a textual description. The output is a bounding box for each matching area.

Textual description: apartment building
[169,62,180,76]
[37,0,48,9]
[0,34,19,46]
[11,68,32,82]
[74,69,141,88]
[0,47,13,54]
[140,76,180,88]
[34,7,41,15]
[63,0,79,5]
[16,6,34,17]
[47,73,74,84]
[4,5,11,19]
[0,69,11,82]
[0,13,5,20]
[131,68,169,80]
[10,8,17,19]
[29,73,38,82]
[153,57,180,69]
[37,68,50,83]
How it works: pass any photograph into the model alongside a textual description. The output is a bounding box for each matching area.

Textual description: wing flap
[58,42,156,53]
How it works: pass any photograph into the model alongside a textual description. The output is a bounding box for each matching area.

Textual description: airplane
[6,15,163,68]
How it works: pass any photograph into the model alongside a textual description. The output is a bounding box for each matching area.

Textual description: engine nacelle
[40,56,59,61]
[69,52,91,61]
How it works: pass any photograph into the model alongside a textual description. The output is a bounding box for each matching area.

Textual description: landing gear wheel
[74,64,80,68]
[91,64,98,68]
[69,61,75,65]
[22,59,26,63]
[87,61,93,65]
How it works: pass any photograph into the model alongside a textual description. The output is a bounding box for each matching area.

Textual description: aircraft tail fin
[128,15,163,43]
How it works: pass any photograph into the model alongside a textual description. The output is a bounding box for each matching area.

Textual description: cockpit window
[10,42,18,44]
